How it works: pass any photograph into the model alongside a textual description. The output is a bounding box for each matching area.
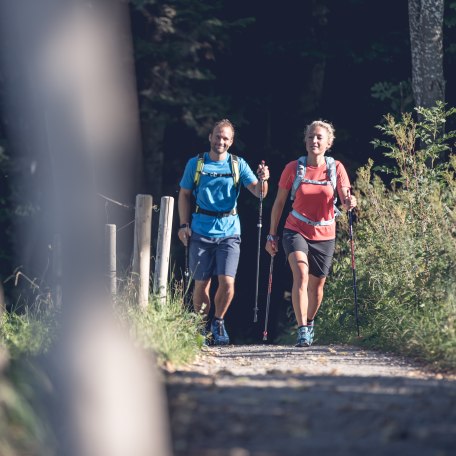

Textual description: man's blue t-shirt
[180,152,257,237]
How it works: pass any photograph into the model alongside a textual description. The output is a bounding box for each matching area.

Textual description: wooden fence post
[132,194,153,309]
[105,224,117,297]
[153,196,174,301]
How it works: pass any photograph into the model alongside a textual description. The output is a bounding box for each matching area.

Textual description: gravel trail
[165,344,456,456]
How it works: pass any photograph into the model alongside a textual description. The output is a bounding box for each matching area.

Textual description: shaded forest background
[1,0,456,342]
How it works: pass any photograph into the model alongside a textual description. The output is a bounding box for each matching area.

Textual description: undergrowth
[115,276,204,367]
[319,102,456,371]
[0,272,202,455]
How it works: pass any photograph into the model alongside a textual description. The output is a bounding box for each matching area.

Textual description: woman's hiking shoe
[210,318,230,345]
[295,325,313,347]
[307,322,315,345]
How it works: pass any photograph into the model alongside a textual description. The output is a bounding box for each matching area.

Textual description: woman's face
[305,126,332,156]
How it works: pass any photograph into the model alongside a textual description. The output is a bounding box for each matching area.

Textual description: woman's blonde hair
[304,120,335,146]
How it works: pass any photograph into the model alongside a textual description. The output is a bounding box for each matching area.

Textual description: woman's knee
[289,252,309,279]
[309,276,326,292]
[292,266,309,286]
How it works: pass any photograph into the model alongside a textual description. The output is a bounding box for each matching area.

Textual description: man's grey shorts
[282,228,335,278]
[189,233,241,281]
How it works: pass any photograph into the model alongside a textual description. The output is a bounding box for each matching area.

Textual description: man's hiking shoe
[210,318,230,345]
[295,325,313,347]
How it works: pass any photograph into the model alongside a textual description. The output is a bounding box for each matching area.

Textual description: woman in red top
[265,120,357,347]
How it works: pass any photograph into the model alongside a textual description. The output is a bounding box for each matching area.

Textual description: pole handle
[259,160,265,201]
[347,187,352,210]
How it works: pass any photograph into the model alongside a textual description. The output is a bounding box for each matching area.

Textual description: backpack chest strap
[291,209,335,227]
[300,178,332,186]
[200,170,233,178]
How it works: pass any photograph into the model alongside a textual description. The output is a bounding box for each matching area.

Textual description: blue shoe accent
[307,322,315,345]
[295,325,313,347]
[210,319,230,345]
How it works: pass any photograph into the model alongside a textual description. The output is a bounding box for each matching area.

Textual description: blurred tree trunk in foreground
[0,1,172,454]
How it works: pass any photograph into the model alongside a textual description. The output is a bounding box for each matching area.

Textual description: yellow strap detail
[231,154,240,187]
[194,154,204,186]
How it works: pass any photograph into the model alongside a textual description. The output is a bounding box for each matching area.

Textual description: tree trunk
[298,1,330,118]
[408,0,445,109]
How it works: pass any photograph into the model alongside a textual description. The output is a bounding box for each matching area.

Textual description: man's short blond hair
[213,119,235,137]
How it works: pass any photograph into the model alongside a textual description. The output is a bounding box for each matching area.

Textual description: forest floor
[165,344,456,456]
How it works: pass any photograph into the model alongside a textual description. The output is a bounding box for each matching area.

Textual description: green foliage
[0,359,57,456]
[0,280,59,358]
[115,278,204,367]
[0,289,58,455]
[131,0,254,135]
[320,102,456,370]
[0,312,56,358]
[371,80,414,114]
[1,271,202,368]
[0,274,203,455]
[444,1,456,28]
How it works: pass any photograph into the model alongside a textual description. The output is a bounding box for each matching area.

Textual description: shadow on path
[166,345,456,456]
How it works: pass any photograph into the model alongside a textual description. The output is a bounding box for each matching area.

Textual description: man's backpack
[192,152,240,218]
[193,153,240,188]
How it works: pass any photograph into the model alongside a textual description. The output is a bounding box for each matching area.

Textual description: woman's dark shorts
[282,228,335,278]
[189,233,241,281]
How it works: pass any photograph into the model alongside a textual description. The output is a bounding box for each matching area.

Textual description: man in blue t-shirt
[178,119,270,345]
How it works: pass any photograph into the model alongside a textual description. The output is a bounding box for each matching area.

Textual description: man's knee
[217,275,235,293]
[194,279,211,294]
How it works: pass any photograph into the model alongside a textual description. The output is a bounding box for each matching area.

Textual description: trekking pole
[347,189,360,336]
[253,160,265,323]
[183,241,190,306]
[263,254,275,341]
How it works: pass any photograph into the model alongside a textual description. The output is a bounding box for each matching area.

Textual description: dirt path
[165,344,456,456]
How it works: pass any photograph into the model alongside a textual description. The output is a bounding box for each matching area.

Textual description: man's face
[209,125,234,156]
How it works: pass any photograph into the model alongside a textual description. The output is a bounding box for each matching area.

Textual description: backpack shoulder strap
[290,156,307,201]
[230,154,240,187]
[325,156,337,191]
[193,153,205,187]
[325,156,341,215]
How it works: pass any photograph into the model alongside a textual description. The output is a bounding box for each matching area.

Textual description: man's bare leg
[193,279,212,317]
